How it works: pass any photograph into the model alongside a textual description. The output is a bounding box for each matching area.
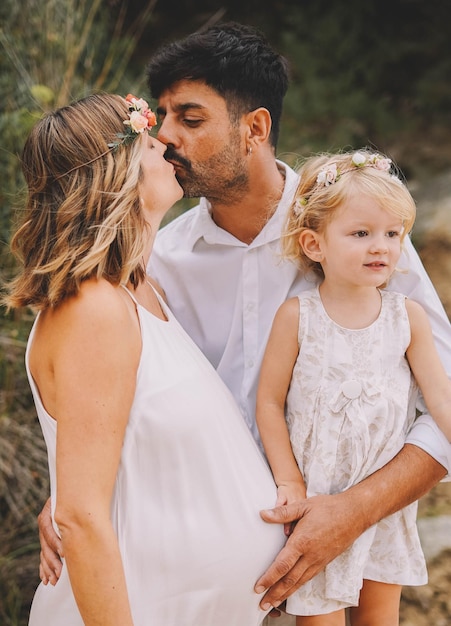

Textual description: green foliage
[0,0,156,264]
[275,1,451,161]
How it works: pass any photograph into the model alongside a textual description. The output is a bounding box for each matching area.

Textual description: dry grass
[0,312,48,625]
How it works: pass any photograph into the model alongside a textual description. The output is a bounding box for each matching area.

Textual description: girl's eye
[387,231,400,238]
[353,231,367,238]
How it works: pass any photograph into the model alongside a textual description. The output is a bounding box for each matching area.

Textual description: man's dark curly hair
[146,22,289,149]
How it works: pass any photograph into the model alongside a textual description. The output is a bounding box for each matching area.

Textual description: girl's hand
[276,482,306,536]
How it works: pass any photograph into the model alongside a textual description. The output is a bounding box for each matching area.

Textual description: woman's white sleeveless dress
[27,286,285,626]
[285,288,427,616]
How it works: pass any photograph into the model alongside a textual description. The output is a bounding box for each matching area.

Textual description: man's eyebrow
[156,102,206,116]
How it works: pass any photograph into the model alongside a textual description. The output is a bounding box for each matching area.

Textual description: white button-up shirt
[150,162,451,473]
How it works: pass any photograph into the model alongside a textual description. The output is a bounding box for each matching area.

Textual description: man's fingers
[39,550,62,586]
[39,546,63,582]
[39,562,48,586]
[255,537,301,595]
[255,500,310,599]
[258,558,322,610]
[38,519,64,562]
[259,500,307,525]
[38,534,63,583]
[256,492,367,610]
[268,600,287,617]
[38,497,64,583]
[38,499,63,554]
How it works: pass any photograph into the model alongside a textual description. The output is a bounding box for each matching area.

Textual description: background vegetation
[1,0,450,623]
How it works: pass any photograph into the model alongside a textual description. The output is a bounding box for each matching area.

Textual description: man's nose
[156,118,175,148]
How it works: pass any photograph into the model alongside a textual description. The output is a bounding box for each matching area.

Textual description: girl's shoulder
[383,292,431,342]
[272,296,301,333]
[404,296,430,328]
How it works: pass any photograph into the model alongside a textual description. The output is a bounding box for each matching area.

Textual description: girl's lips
[364,262,388,270]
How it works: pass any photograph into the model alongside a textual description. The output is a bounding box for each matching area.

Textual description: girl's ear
[299,229,324,262]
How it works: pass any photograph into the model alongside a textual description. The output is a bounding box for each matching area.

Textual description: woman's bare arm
[33,280,139,624]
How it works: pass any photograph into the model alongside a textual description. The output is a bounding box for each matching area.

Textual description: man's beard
[164,139,249,202]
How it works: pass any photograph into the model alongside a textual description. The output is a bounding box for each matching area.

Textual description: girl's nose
[370,234,388,253]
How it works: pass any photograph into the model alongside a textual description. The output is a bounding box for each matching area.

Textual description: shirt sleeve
[390,236,451,476]
[406,415,451,480]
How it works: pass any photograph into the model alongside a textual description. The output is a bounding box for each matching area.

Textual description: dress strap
[120,283,139,306]
[121,281,170,322]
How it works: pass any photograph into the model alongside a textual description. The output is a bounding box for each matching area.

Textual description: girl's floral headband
[316,152,392,188]
[293,151,400,216]
[108,94,157,150]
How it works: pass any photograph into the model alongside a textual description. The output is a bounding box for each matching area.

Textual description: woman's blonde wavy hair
[282,148,416,280]
[5,93,149,310]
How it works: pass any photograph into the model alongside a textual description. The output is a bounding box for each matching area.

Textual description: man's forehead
[157,80,225,112]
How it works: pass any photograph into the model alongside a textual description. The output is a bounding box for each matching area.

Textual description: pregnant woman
[5,93,284,626]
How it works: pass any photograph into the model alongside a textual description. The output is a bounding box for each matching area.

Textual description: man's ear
[243,107,272,151]
[299,229,324,262]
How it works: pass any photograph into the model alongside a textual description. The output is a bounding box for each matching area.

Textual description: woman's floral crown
[108,94,157,150]
[293,151,401,216]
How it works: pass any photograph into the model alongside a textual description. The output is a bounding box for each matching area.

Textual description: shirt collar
[185,160,299,250]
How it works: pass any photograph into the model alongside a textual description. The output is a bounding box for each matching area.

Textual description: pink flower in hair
[316,163,338,186]
[124,94,157,133]
[127,110,151,133]
[374,157,391,171]
[108,93,157,150]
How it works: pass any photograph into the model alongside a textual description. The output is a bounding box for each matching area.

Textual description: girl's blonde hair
[283,148,416,280]
[5,93,149,310]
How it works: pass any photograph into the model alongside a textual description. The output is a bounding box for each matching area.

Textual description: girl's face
[314,193,404,289]
[138,135,183,223]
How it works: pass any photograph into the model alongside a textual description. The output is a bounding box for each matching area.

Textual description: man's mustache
[164,147,191,170]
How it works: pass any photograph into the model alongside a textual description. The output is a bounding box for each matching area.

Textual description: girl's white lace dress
[285,288,427,616]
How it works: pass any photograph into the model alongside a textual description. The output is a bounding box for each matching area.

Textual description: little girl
[256,148,451,626]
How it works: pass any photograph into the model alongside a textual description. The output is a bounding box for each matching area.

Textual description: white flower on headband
[351,152,367,167]
[308,151,399,194]
[352,151,392,172]
[316,163,338,186]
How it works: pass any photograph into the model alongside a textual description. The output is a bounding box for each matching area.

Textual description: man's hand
[254,492,363,610]
[254,444,446,611]
[38,498,63,585]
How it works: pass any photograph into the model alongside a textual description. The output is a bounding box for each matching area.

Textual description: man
[39,22,451,619]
